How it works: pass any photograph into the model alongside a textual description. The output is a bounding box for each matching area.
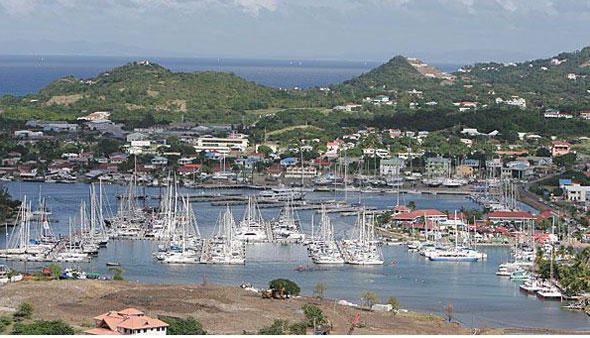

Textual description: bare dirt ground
[0,280,471,334]
[2,280,588,335]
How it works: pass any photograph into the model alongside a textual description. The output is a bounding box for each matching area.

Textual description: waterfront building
[392,209,448,223]
[379,157,405,176]
[193,136,248,153]
[284,166,317,179]
[487,211,534,224]
[425,157,451,177]
[85,308,168,335]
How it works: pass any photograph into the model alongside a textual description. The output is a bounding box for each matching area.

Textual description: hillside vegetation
[1,48,590,138]
[0,62,331,123]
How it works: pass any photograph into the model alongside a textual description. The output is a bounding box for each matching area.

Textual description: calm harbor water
[1,181,588,330]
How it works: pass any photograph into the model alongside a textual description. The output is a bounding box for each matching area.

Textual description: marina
[0,181,588,330]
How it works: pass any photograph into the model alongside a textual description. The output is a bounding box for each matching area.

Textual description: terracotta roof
[102,317,125,331]
[392,205,411,212]
[117,308,145,316]
[84,328,121,335]
[552,141,571,146]
[487,211,533,219]
[393,209,447,220]
[117,316,169,330]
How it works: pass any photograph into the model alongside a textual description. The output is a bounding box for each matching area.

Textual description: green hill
[458,46,590,110]
[1,48,589,137]
[0,61,328,123]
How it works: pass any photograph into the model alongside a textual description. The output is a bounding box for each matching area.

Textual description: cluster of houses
[0,109,587,188]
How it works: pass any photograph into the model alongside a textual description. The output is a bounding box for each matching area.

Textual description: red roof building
[85,308,168,335]
[393,209,447,222]
[487,211,533,222]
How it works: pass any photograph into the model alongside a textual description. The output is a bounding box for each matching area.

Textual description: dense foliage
[159,316,207,335]
[0,187,20,222]
[268,278,301,295]
[11,320,74,335]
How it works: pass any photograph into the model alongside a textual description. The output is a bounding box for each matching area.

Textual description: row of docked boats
[0,184,110,263]
[406,215,487,262]
[306,208,384,265]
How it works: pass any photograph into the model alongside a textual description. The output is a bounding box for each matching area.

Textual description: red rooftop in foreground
[84,308,168,335]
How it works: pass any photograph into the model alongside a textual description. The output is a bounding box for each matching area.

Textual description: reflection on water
[0,182,586,330]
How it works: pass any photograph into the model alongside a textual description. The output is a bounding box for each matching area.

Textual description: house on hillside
[84,307,168,335]
[551,141,571,157]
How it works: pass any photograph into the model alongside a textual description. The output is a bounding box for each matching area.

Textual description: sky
[0,0,589,64]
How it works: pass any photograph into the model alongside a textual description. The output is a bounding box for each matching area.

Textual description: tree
[312,282,328,299]
[362,291,379,308]
[11,320,74,335]
[47,264,62,279]
[257,145,273,156]
[109,268,124,281]
[94,138,122,156]
[301,304,327,328]
[387,296,400,313]
[13,303,33,321]
[535,147,551,157]
[407,201,416,211]
[269,279,300,296]
[160,316,207,335]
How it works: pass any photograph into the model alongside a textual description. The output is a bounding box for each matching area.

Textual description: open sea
[1,181,588,330]
[0,55,462,96]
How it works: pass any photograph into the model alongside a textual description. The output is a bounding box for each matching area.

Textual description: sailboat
[270,199,305,243]
[234,197,268,243]
[200,206,245,264]
[339,211,383,265]
[156,196,202,264]
[307,206,344,264]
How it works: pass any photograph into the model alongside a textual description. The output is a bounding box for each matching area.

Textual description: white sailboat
[339,211,383,265]
[307,206,344,264]
[200,206,245,264]
[270,199,305,243]
[234,197,268,243]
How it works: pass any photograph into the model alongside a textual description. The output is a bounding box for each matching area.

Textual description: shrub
[258,319,289,335]
[269,279,300,296]
[109,268,124,281]
[312,282,328,299]
[387,296,400,313]
[302,303,326,328]
[160,316,207,335]
[11,320,74,335]
[0,316,11,326]
[47,264,62,279]
[288,321,307,335]
[13,303,33,321]
[362,291,379,308]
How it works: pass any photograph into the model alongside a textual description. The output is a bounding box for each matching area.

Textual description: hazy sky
[1,0,589,63]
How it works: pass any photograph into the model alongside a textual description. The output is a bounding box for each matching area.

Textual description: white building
[194,136,249,153]
[379,158,405,176]
[564,184,590,203]
[284,166,318,179]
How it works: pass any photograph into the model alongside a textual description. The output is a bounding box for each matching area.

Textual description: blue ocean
[0,55,461,96]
